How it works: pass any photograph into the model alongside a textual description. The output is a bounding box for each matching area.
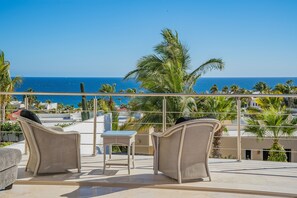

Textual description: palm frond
[187,58,224,86]
[245,119,266,139]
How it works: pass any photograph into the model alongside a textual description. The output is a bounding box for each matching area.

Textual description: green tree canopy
[210,84,219,94]
[124,28,224,130]
[0,51,22,123]
[245,97,297,162]
[201,96,236,157]
[253,82,270,93]
[274,80,297,108]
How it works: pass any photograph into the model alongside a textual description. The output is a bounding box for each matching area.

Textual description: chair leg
[178,177,182,184]
[33,168,38,176]
[4,184,13,190]
[205,163,211,182]
[103,144,106,174]
[153,147,158,175]
[128,144,131,175]
[153,156,158,175]
[77,156,81,173]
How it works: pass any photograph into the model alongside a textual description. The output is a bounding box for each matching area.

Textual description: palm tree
[23,88,38,107]
[124,28,224,129]
[245,96,297,162]
[0,51,22,123]
[125,88,137,94]
[253,94,283,110]
[210,84,219,94]
[253,82,270,93]
[236,87,252,108]
[222,86,229,93]
[201,96,236,158]
[245,106,297,162]
[274,83,286,93]
[230,84,239,93]
[98,83,119,130]
[274,80,296,93]
[229,84,251,108]
[99,83,116,111]
[274,80,297,107]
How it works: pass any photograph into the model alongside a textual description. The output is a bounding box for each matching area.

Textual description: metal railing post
[25,96,29,109]
[237,98,242,162]
[24,96,29,155]
[162,97,166,133]
[92,97,97,156]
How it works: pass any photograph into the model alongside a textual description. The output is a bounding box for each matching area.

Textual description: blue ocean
[14,77,297,107]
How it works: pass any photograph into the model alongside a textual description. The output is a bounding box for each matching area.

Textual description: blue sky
[1,0,297,77]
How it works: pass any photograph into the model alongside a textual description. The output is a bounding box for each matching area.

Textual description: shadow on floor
[60,174,177,198]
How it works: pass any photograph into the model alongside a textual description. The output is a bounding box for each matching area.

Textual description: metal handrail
[1,91,297,98]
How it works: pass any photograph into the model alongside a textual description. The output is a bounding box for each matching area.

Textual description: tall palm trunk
[0,103,7,124]
[108,97,114,111]
[287,98,294,108]
[212,126,223,158]
[0,103,7,142]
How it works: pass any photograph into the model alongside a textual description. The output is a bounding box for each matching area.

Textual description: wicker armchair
[17,116,81,176]
[152,119,221,183]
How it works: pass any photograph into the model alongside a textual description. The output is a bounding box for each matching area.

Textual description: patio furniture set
[0,109,221,190]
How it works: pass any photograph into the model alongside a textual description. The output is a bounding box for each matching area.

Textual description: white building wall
[220,136,297,162]
[64,113,112,155]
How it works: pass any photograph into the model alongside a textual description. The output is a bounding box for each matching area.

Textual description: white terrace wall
[64,113,112,155]
[220,136,297,162]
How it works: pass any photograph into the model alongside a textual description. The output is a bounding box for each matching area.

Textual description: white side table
[101,130,136,174]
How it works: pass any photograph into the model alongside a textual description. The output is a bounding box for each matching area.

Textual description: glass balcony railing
[1,91,297,163]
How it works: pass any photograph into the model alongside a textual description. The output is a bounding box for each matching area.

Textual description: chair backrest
[17,116,40,167]
[17,115,63,135]
[17,115,81,175]
[17,116,61,169]
[161,119,221,165]
[20,109,42,124]
[180,120,219,163]
[162,119,220,137]
[17,115,57,151]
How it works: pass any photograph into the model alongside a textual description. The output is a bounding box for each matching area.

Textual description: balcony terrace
[1,92,297,197]
[1,154,297,197]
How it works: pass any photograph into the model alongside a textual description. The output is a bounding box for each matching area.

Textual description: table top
[101,130,137,138]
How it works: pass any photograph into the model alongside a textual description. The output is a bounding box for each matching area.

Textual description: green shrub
[1,122,21,132]
[1,122,22,142]
[55,123,73,128]
[0,142,13,147]
[112,146,122,153]
[268,142,287,162]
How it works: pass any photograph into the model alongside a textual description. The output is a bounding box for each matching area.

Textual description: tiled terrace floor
[2,154,297,197]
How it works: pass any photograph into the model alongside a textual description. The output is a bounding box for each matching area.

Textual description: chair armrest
[48,126,64,132]
[58,131,80,135]
[152,128,180,138]
[151,132,164,138]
